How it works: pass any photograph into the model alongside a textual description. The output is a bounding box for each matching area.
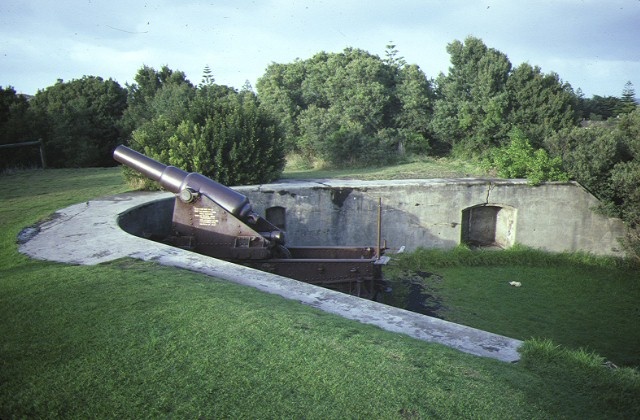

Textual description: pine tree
[618,81,637,115]
[201,65,215,87]
[384,42,406,68]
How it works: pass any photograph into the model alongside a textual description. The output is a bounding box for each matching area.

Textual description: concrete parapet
[236,179,626,256]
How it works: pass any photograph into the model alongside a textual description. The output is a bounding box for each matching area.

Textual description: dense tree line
[0,86,34,167]
[1,67,285,186]
[1,36,638,257]
[1,77,128,168]
[545,110,640,258]
[256,46,433,166]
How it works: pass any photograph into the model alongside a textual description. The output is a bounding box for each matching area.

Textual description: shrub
[485,128,568,185]
[127,85,285,187]
[28,77,128,168]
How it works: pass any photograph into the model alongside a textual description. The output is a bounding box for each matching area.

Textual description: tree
[122,65,193,134]
[128,76,285,187]
[616,81,637,115]
[544,125,626,208]
[430,36,512,156]
[200,65,215,87]
[128,81,196,162]
[506,63,579,148]
[546,109,640,261]
[384,42,406,68]
[0,86,36,169]
[256,61,306,152]
[256,47,433,166]
[577,95,622,121]
[611,108,640,222]
[394,64,434,154]
[29,76,128,167]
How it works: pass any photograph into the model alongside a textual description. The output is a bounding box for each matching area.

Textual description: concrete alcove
[461,204,517,249]
[265,206,287,230]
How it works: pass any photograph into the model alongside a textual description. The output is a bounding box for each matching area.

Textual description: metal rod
[0,140,42,149]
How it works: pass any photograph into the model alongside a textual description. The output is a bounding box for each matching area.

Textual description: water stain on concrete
[330,187,353,207]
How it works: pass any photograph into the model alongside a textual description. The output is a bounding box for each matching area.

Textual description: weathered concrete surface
[236,178,626,256]
[18,189,523,363]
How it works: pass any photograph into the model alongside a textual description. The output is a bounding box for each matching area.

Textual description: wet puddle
[382,270,447,319]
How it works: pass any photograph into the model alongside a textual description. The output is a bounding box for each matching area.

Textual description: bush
[485,128,568,185]
[319,127,399,167]
[0,87,38,170]
[29,77,128,168]
[127,84,285,187]
[544,110,640,261]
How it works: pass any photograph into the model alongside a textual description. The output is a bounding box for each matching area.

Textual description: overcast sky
[2,0,639,98]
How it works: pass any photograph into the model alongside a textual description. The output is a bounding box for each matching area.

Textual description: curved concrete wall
[233,178,626,257]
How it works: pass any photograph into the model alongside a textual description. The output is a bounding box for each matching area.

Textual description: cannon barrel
[113,145,256,221]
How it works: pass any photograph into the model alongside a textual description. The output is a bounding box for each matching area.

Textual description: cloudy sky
[2,0,639,98]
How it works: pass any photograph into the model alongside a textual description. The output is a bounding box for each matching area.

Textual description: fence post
[38,139,46,169]
[0,140,47,169]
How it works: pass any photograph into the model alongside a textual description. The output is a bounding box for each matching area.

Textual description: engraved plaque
[193,207,218,226]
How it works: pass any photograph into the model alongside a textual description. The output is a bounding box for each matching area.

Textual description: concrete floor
[18,190,523,363]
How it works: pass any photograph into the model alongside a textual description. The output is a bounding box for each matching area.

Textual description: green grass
[1,167,639,418]
[383,246,640,367]
[0,168,130,269]
[281,155,490,180]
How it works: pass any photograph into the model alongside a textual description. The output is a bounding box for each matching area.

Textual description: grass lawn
[1,166,639,418]
[383,247,640,367]
[281,155,490,180]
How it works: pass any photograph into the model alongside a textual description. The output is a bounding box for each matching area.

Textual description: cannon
[113,145,389,299]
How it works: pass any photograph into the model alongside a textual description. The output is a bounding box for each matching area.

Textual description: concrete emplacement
[20,177,622,364]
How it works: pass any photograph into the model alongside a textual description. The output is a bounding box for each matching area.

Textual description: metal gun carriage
[113,145,390,299]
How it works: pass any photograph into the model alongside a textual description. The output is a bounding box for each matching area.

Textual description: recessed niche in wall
[461,204,516,249]
[266,206,286,230]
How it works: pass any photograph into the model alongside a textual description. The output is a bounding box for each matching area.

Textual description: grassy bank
[281,155,490,180]
[1,167,639,418]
